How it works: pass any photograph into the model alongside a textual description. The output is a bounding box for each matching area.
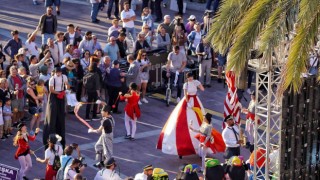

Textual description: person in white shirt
[94,158,123,180]
[25,29,39,58]
[36,134,63,179]
[78,31,94,54]
[134,165,153,180]
[48,38,59,65]
[120,2,136,41]
[54,32,66,66]
[64,158,85,180]
[222,115,242,160]
[43,67,69,149]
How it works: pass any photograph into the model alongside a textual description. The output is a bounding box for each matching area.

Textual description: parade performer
[157,72,205,157]
[43,67,69,149]
[242,91,259,152]
[119,82,141,141]
[88,105,115,165]
[13,123,39,180]
[222,115,242,160]
[190,113,226,171]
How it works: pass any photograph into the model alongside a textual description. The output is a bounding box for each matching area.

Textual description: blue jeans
[107,0,119,17]
[91,2,100,21]
[42,33,55,45]
[170,71,184,98]
[125,27,136,41]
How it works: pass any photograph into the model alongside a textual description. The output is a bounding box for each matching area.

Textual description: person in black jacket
[72,59,84,101]
[37,6,58,45]
[84,62,101,121]
[134,33,151,57]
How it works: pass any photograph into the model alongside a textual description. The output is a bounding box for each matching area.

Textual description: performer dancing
[88,105,115,165]
[190,113,226,171]
[120,82,141,141]
[157,72,205,157]
[13,123,39,180]
[43,67,69,149]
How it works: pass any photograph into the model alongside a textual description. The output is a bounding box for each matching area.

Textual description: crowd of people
[0,0,286,179]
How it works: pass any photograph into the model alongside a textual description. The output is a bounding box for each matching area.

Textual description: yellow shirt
[36,85,45,96]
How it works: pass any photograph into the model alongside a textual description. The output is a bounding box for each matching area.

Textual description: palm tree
[206,0,320,94]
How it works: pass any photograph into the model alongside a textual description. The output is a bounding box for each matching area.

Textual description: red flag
[223,71,241,128]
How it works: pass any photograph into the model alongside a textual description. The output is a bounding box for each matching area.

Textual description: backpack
[83,72,96,90]
[52,146,61,171]
[56,157,72,180]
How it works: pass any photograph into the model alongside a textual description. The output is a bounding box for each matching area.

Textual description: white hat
[188,15,196,20]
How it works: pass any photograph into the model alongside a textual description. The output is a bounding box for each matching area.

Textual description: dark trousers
[247,70,254,89]
[108,86,121,112]
[154,0,162,20]
[107,0,119,17]
[224,147,240,159]
[177,0,183,15]
[76,81,82,101]
[170,72,184,98]
[86,91,98,118]
[43,93,66,149]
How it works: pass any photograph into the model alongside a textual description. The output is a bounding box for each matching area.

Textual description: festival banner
[0,163,19,180]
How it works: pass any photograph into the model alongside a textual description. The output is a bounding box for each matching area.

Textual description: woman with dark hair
[0,70,6,78]
[120,83,141,141]
[13,123,39,180]
[172,25,188,55]
[80,50,90,74]
[36,134,63,180]
[94,49,104,62]
[26,79,43,132]
[29,52,50,81]
[72,59,84,101]
[136,49,151,104]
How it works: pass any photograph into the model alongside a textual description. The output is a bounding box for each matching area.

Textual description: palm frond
[279,3,320,93]
[227,0,276,74]
[206,0,256,55]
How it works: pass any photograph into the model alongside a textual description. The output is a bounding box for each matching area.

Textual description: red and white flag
[223,71,242,128]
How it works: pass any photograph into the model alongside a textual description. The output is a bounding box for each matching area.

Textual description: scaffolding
[248,54,283,179]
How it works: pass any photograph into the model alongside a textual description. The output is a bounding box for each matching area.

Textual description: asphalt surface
[0,0,252,179]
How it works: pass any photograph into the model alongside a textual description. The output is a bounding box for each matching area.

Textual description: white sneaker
[176,97,181,103]
[138,100,142,105]
[141,98,148,103]
[246,88,252,94]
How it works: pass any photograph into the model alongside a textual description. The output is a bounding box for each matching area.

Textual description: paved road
[0,0,252,179]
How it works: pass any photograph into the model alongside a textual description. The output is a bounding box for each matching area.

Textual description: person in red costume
[119,82,141,141]
[13,123,40,180]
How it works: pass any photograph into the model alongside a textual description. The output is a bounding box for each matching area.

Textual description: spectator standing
[108,19,122,38]
[16,52,30,75]
[89,105,115,163]
[156,26,171,50]
[107,0,120,19]
[92,35,102,52]
[94,158,122,180]
[83,63,101,121]
[157,15,173,37]
[4,30,22,60]
[134,33,150,56]
[38,6,58,45]
[185,15,196,35]
[172,26,187,55]
[177,0,184,15]
[187,23,202,54]
[54,32,66,66]
[141,25,154,47]
[43,67,69,149]
[29,53,50,81]
[36,134,63,179]
[165,46,187,102]
[90,0,101,23]
[124,55,140,88]
[64,159,86,179]
[63,44,74,60]
[0,100,3,141]
[141,7,154,31]
[116,33,128,59]
[222,115,242,160]
[121,2,137,41]
[72,59,84,101]
[217,53,226,83]
[62,61,77,92]
[25,29,39,58]
[78,31,94,54]
[136,50,151,104]
[48,38,59,64]
[196,38,213,87]
[106,60,125,113]
[26,79,43,132]
[81,50,91,73]
[64,24,82,48]
[242,91,257,152]
[60,145,82,173]
[153,0,163,22]
[7,66,26,127]
[45,0,61,15]
[104,36,120,62]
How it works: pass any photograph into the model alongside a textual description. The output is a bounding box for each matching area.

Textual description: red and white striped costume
[223,71,241,128]
[157,80,205,156]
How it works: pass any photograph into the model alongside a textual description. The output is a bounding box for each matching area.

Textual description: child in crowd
[3,98,13,138]
[0,100,4,141]
[36,79,48,122]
